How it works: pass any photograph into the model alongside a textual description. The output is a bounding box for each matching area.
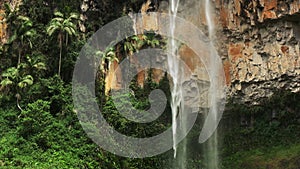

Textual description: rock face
[0,8,7,44]
[0,1,9,45]
[104,0,300,104]
[213,0,300,104]
[1,0,299,104]
[0,0,22,44]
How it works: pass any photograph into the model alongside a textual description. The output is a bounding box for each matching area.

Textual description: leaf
[69,12,79,19]
[106,51,115,58]
[24,29,36,37]
[131,35,139,41]
[64,21,76,29]
[124,42,133,52]
[52,17,64,22]
[28,39,33,48]
[96,50,104,56]
[33,62,47,70]
[7,33,17,44]
[17,16,30,21]
[0,78,13,87]
[18,75,33,88]
[17,63,28,70]
[2,67,18,79]
[47,25,59,36]
[64,26,76,36]
[54,11,64,18]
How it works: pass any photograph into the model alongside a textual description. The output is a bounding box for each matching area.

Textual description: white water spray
[168,0,181,159]
[204,0,219,168]
[167,0,220,168]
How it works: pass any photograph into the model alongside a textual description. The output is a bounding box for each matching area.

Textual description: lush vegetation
[0,0,299,168]
[221,91,300,169]
[0,1,173,168]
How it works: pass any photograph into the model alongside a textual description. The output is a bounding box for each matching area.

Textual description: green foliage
[123,33,163,55]
[7,15,36,47]
[96,44,119,72]
[46,11,78,38]
[102,77,171,138]
[3,11,36,66]
[17,100,51,138]
[1,66,33,90]
[222,91,300,168]
[221,144,300,169]
[1,0,299,168]
[46,11,79,77]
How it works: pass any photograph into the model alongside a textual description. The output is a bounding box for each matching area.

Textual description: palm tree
[46,11,79,77]
[1,66,33,111]
[0,55,46,112]
[7,16,36,65]
[4,4,36,66]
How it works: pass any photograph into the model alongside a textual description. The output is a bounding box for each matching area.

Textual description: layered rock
[103,0,300,105]
[213,0,300,104]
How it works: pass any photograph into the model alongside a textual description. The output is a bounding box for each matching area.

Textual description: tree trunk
[58,33,62,77]
[16,94,23,112]
[18,48,21,66]
[66,33,68,46]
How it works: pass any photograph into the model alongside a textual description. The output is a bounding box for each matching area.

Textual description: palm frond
[33,62,47,70]
[7,32,17,44]
[17,15,30,21]
[46,25,59,36]
[54,11,64,17]
[69,12,79,19]
[18,75,33,88]
[64,27,75,36]
[2,67,18,79]
[0,79,13,87]
[52,17,64,22]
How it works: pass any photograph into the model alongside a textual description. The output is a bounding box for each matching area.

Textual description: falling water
[167,0,190,168]
[204,0,219,168]
[167,0,220,168]
[167,0,181,159]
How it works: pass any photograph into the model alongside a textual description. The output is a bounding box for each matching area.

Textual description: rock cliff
[105,0,300,105]
[214,0,300,104]
[1,0,299,104]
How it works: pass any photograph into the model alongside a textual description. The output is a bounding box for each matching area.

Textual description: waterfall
[204,0,219,168]
[167,0,220,168]
[168,0,181,159]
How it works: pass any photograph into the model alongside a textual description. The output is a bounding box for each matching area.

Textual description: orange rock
[179,45,199,71]
[281,45,289,54]
[152,69,164,84]
[140,0,151,14]
[289,1,300,14]
[223,60,232,86]
[228,43,244,62]
[219,7,229,28]
[0,9,7,44]
[263,10,277,19]
[264,0,278,10]
[137,70,145,87]
[234,0,241,15]
[105,61,123,94]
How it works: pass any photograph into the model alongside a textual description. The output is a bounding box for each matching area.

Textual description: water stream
[204,0,219,168]
[167,0,219,168]
[167,0,181,159]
